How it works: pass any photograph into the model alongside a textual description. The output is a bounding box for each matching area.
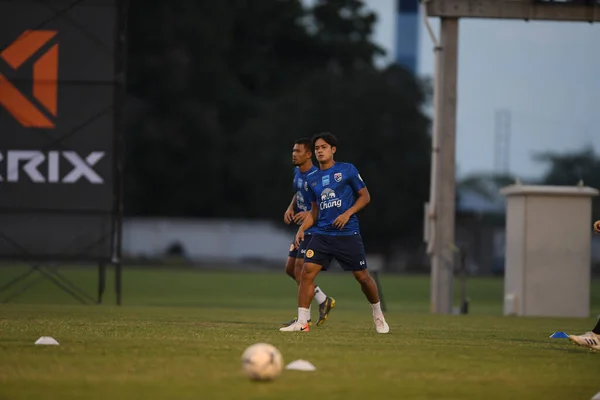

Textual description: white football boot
[279,320,310,332]
[374,316,390,334]
[568,331,600,350]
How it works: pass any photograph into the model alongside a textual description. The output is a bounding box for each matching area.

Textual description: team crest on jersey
[306,249,314,258]
[322,175,330,186]
[334,172,342,182]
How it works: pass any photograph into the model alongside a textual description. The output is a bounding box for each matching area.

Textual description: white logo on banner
[0,150,105,184]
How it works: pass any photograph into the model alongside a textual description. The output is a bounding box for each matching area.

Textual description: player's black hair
[311,132,338,149]
[294,137,312,152]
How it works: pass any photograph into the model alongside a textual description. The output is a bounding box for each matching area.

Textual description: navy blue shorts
[288,234,313,259]
[303,234,367,272]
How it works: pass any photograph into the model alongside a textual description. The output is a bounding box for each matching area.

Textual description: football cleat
[568,331,600,350]
[281,317,311,327]
[317,297,336,326]
[374,316,390,334]
[279,321,310,332]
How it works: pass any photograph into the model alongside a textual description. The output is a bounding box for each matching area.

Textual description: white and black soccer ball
[241,343,283,381]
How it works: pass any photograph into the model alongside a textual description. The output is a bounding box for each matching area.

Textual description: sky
[354,0,600,180]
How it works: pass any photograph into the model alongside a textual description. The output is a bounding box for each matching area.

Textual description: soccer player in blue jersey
[281,138,336,328]
[280,133,390,334]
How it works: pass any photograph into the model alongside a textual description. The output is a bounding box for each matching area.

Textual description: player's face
[292,144,312,166]
[314,139,335,163]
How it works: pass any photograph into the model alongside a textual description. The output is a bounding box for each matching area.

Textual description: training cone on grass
[35,336,59,346]
[549,331,569,339]
[285,360,316,371]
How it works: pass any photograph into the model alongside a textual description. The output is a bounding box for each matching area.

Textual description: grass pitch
[0,265,599,400]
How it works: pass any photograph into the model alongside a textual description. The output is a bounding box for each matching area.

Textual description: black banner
[0,0,120,261]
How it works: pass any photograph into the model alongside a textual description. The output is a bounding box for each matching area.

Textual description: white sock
[298,307,310,324]
[313,286,327,304]
[371,302,384,319]
[308,304,312,320]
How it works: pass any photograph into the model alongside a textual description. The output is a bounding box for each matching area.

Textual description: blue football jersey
[305,162,367,236]
[293,165,319,234]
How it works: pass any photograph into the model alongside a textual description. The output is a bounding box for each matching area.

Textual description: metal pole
[97,262,106,304]
[459,247,469,314]
[430,17,459,314]
[113,0,129,306]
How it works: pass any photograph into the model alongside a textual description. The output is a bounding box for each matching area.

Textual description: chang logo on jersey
[319,188,342,210]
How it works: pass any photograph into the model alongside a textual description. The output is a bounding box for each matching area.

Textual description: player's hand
[284,208,295,225]
[333,212,351,230]
[293,211,309,225]
[294,229,305,249]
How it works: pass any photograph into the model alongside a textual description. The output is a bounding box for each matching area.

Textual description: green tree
[535,146,600,220]
[123,0,433,257]
[236,65,431,253]
[458,172,517,202]
[125,0,234,215]
[310,0,385,70]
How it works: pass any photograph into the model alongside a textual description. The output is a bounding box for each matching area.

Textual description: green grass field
[0,265,599,400]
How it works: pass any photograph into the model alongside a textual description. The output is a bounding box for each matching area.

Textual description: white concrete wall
[122,217,296,263]
[122,217,600,269]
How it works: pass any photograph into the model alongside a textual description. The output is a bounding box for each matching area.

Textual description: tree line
[124,0,433,255]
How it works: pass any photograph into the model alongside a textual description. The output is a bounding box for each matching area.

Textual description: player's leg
[279,262,322,332]
[296,235,335,327]
[285,243,298,281]
[280,235,331,332]
[281,244,313,327]
[351,269,389,333]
[568,316,600,350]
[336,235,390,334]
[298,262,321,310]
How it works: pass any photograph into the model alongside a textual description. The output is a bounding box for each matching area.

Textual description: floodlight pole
[429,17,459,314]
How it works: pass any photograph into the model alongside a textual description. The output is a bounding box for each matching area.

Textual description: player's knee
[300,263,320,282]
[352,269,371,284]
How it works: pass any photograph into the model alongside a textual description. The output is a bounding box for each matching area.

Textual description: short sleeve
[348,164,366,193]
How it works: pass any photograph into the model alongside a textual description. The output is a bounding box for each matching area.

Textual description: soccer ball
[241,343,284,381]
